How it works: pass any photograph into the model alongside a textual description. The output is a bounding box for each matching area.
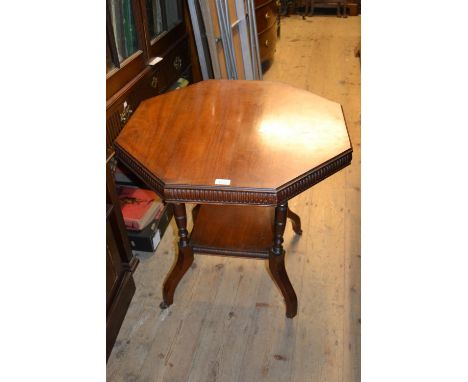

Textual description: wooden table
[115,80,352,318]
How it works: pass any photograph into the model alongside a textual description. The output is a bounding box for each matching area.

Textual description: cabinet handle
[109,156,118,174]
[265,12,270,20]
[119,101,133,124]
[173,56,182,71]
[264,39,270,47]
[151,76,158,89]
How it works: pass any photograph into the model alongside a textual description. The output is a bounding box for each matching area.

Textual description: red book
[117,186,163,231]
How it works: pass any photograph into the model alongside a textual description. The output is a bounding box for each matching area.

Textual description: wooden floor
[107,15,361,382]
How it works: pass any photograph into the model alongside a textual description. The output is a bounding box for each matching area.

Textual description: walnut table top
[114,79,352,206]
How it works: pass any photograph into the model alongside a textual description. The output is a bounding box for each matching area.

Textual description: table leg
[303,0,309,19]
[287,207,303,235]
[269,202,298,318]
[191,203,201,223]
[160,203,194,309]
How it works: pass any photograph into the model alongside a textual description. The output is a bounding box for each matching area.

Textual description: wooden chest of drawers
[255,0,279,66]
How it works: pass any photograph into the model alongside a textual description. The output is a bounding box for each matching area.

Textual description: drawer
[131,66,168,104]
[132,37,189,101]
[158,37,190,93]
[106,69,153,151]
[255,1,278,34]
[106,96,135,150]
[258,22,277,63]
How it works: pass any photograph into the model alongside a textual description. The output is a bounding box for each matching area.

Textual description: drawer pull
[119,101,133,124]
[151,76,158,89]
[173,56,182,71]
[109,156,118,174]
[265,12,270,20]
[264,39,270,47]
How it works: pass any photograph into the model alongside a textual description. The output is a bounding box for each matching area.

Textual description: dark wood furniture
[107,0,200,152]
[114,80,352,318]
[345,1,359,16]
[106,0,200,361]
[302,0,346,18]
[106,154,138,359]
[255,0,280,67]
[288,0,359,16]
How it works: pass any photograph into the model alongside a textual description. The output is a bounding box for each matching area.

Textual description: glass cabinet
[106,0,185,99]
[108,0,139,65]
[146,0,183,40]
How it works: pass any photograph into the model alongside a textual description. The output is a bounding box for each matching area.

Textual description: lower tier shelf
[189,204,275,259]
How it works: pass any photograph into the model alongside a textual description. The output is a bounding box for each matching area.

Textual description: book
[169,77,189,91]
[117,186,163,231]
[114,165,138,186]
[127,204,174,255]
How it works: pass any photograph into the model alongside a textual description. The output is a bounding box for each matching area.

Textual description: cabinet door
[106,215,123,305]
[107,0,148,100]
[106,160,138,361]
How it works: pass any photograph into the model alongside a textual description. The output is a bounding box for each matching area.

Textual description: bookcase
[106,0,200,360]
[106,155,137,360]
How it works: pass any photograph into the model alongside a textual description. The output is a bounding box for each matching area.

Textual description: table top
[115,80,352,206]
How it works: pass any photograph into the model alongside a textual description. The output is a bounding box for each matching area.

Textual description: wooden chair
[301,0,348,18]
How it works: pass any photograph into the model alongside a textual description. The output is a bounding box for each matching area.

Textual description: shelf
[189,204,275,259]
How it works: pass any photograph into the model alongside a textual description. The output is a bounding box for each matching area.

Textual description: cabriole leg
[287,207,303,235]
[268,202,298,318]
[342,0,348,18]
[160,203,194,309]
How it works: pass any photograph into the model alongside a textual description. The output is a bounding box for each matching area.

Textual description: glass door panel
[106,42,115,73]
[146,0,165,39]
[109,0,139,63]
[164,0,182,31]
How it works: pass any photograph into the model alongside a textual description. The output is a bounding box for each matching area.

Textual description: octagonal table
[114,79,352,318]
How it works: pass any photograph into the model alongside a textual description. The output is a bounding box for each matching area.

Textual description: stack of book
[116,182,173,257]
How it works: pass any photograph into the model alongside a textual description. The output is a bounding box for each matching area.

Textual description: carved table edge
[114,144,352,206]
[114,143,165,197]
[276,149,353,203]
